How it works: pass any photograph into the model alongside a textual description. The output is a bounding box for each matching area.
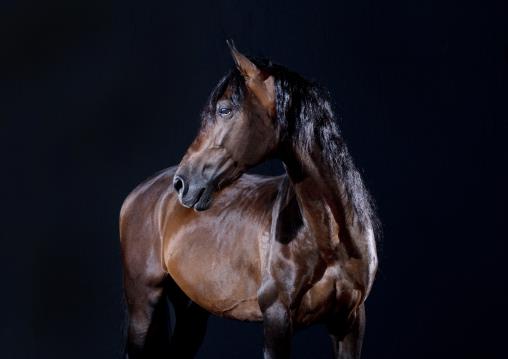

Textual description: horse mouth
[192,187,213,211]
[179,186,213,212]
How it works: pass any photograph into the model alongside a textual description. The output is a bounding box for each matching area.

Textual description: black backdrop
[1,0,507,358]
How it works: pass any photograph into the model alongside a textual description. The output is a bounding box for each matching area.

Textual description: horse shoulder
[119,166,177,282]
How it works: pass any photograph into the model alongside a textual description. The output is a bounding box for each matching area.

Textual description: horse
[120,42,379,359]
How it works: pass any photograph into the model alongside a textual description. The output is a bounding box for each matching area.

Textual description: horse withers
[120,42,378,359]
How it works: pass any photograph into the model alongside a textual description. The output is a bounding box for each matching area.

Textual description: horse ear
[226,40,276,117]
[227,40,262,80]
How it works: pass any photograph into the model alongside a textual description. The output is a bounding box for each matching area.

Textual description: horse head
[174,42,279,211]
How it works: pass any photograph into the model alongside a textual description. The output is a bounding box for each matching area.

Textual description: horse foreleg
[166,280,209,358]
[328,304,366,359]
[260,299,292,359]
[123,274,171,358]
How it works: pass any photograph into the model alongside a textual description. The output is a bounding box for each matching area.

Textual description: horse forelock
[200,69,245,128]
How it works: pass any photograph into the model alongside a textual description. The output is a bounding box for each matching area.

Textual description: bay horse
[120,42,378,359]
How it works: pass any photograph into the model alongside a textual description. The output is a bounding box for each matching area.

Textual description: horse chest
[262,229,365,326]
[296,262,363,326]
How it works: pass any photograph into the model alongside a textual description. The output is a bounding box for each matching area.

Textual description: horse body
[121,43,378,358]
[122,168,374,324]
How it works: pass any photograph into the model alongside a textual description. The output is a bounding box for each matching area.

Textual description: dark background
[1,0,507,358]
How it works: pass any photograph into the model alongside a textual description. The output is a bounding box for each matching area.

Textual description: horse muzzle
[173,174,214,211]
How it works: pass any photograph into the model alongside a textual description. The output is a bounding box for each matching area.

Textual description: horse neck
[280,135,367,260]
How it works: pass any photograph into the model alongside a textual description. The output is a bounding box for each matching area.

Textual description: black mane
[203,59,379,235]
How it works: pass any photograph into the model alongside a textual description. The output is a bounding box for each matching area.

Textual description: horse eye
[218,107,232,116]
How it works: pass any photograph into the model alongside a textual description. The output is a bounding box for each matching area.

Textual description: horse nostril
[173,175,185,195]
